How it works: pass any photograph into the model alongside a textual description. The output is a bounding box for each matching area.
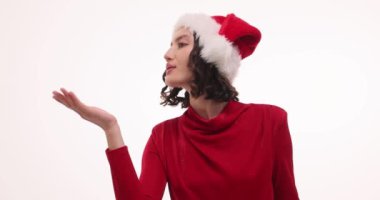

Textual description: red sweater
[105,100,299,200]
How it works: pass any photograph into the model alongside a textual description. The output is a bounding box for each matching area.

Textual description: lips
[166,64,176,70]
[166,64,176,75]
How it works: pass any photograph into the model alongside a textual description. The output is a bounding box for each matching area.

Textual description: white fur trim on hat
[174,13,241,83]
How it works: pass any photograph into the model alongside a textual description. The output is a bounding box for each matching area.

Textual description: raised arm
[52,88,167,199]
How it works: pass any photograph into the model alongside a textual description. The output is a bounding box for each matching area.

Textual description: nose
[164,47,174,62]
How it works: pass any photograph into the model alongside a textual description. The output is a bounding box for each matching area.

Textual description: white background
[1,0,379,199]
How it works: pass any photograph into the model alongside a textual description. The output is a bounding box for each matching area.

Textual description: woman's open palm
[52,88,117,132]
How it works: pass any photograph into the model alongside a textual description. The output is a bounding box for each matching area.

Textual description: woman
[52,13,299,200]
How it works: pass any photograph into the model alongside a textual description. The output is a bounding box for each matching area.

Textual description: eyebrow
[170,34,190,46]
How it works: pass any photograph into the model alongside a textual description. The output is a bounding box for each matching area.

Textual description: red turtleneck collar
[180,100,250,134]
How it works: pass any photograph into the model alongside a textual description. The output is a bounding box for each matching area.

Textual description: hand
[52,88,118,132]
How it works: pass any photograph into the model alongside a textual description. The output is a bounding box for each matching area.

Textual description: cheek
[177,48,192,64]
[177,54,187,64]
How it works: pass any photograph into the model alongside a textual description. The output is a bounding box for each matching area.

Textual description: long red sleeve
[105,130,167,200]
[105,100,299,200]
[271,107,299,200]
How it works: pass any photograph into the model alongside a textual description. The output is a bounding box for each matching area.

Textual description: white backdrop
[1,0,379,199]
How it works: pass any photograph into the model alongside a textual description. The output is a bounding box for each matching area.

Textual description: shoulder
[244,102,287,123]
[151,116,180,135]
[267,104,287,119]
[244,101,286,113]
[145,117,181,149]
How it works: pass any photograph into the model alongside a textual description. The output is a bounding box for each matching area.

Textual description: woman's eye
[178,42,187,48]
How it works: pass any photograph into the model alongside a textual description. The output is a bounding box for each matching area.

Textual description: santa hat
[174,13,261,82]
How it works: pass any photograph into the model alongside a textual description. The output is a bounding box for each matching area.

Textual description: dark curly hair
[160,32,239,108]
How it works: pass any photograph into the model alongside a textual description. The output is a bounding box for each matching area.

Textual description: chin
[165,81,179,88]
[165,79,185,89]
[165,76,191,89]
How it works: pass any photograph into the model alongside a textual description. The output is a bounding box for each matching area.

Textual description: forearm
[105,129,167,200]
[104,122,125,150]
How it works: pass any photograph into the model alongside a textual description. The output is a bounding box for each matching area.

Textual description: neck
[189,95,228,120]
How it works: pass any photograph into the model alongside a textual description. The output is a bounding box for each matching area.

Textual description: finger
[55,90,71,106]
[67,91,89,117]
[60,88,70,98]
[52,91,65,102]
[53,95,70,108]
[57,88,72,104]
[52,95,67,106]
[60,88,75,108]
[52,91,71,107]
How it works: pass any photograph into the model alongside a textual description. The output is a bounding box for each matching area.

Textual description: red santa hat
[174,13,261,82]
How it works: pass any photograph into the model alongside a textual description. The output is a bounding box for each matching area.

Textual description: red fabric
[212,13,261,59]
[105,100,299,200]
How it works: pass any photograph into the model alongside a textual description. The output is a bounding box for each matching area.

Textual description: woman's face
[164,27,194,91]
